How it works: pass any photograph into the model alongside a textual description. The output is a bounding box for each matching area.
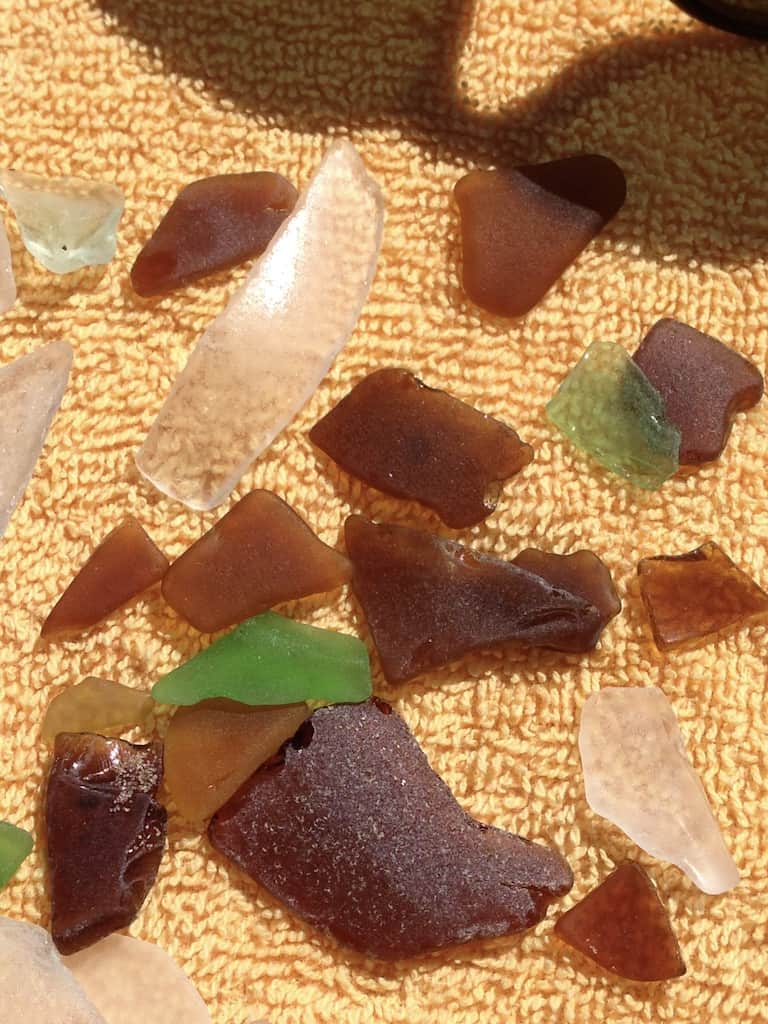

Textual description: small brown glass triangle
[554,862,685,982]
[638,541,768,652]
[454,155,626,318]
[162,490,351,633]
[41,518,169,640]
[130,172,297,297]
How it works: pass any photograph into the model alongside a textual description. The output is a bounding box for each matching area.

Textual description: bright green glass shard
[152,611,372,707]
[0,821,33,888]
[546,341,680,489]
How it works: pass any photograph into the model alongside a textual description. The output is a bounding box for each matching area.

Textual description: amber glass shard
[41,518,169,639]
[345,516,604,683]
[454,155,626,318]
[164,699,310,823]
[554,862,685,981]
[633,318,764,465]
[162,490,351,633]
[512,548,621,626]
[42,678,153,743]
[45,734,167,954]
[638,541,768,652]
[309,368,534,528]
[131,172,297,297]
[209,699,572,959]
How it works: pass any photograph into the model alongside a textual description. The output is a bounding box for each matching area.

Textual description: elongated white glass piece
[0,216,16,313]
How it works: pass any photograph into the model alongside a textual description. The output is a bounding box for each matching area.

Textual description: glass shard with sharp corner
[42,677,154,743]
[136,140,384,510]
[579,687,739,895]
[547,341,680,489]
[0,821,33,888]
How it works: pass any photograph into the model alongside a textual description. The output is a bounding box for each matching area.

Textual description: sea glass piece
[131,172,297,297]
[41,677,153,744]
[345,515,605,684]
[638,541,768,652]
[162,490,351,633]
[554,862,686,981]
[309,367,534,528]
[546,341,680,489]
[41,517,169,639]
[164,699,310,822]
[0,822,33,888]
[0,340,72,541]
[152,611,371,706]
[454,156,626,318]
[0,215,16,313]
[511,548,621,625]
[46,734,167,954]
[136,140,384,511]
[579,686,739,895]
[0,169,123,274]
[632,318,764,465]
[65,934,212,1024]
[210,699,573,958]
[0,917,106,1024]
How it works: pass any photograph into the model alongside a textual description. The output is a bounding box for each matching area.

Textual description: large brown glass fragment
[344,516,604,683]
[454,155,626,318]
[511,548,621,626]
[45,734,167,954]
[638,541,768,652]
[164,699,310,823]
[309,368,534,528]
[41,518,169,639]
[162,490,351,633]
[209,699,573,959]
[554,862,685,981]
[632,318,764,465]
[130,172,298,297]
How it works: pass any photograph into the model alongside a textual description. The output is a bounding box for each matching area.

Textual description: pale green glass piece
[0,169,124,274]
[546,341,680,489]
[0,821,33,888]
[42,677,154,744]
[152,611,372,706]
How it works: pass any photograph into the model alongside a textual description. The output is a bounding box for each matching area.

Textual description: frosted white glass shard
[0,216,16,313]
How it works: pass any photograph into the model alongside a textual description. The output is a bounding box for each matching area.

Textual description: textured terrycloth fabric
[0,1,766,1022]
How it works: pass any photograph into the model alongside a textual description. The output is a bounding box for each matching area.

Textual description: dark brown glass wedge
[633,318,763,465]
[511,548,621,626]
[45,734,167,954]
[209,699,573,959]
[554,862,686,982]
[41,518,169,640]
[309,368,534,528]
[638,541,768,652]
[454,155,626,318]
[131,172,297,296]
[344,516,604,683]
[162,490,351,633]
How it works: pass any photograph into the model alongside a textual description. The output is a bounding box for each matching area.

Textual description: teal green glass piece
[546,341,680,489]
[152,612,372,707]
[0,821,33,888]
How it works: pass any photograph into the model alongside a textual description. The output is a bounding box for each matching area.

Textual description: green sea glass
[152,611,371,707]
[0,821,33,888]
[546,341,680,489]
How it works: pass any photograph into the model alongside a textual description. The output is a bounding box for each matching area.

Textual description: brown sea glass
[454,155,626,318]
[130,172,298,297]
[162,490,351,633]
[41,518,169,640]
[309,368,534,528]
[45,734,167,954]
[554,862,686,982]
[209,699,573,959]
[164,699,310,823]
[638,541,768,652]
[633,318,764,465]
[345,515,605,683]
[512,548,621,626]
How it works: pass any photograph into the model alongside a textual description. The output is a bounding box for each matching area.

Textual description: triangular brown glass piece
[130,172,297,296]
[554,862,686,981]
[454,155,626,318]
